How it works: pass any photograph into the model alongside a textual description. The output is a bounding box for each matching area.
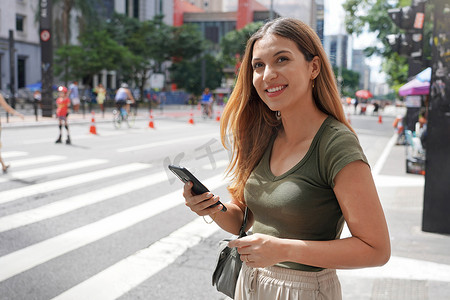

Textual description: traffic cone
[149,110,155,129]
[378,115,383,124]
[188,113,194,125]
[216,110,221,122]
[89,111,97,134]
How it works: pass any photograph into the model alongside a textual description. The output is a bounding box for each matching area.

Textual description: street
[0,108,449,300]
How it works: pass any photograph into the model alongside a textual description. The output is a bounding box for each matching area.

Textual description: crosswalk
[0,149,229,299]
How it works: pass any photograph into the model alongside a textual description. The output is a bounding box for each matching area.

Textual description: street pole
[269,0,274,20]
[422,0,450,234]
[40,0,54,117]
[8,30,16,110]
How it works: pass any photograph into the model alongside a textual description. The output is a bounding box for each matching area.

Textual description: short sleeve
[322,130,369,188]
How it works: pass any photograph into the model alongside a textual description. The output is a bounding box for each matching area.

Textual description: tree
[220,22,263,67]
[170,54,224,97]
[342,0,433,91]
[54,28,133,85]
[333,67,360,97]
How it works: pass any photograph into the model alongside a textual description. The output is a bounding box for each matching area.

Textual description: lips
[265,85,287,97]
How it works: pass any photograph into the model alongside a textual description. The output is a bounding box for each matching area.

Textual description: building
[323,34,352,70]
[0,0,41,93]
[352,49,371,91]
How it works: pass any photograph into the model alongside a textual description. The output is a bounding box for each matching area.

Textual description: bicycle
[113,100,136,128]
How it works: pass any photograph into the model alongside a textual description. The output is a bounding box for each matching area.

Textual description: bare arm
[229,160,391,269]
[0,94,24,119]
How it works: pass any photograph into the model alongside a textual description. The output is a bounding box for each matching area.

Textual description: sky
[324,0,386,83]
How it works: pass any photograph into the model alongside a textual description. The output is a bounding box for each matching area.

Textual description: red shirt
[56,97,70,117]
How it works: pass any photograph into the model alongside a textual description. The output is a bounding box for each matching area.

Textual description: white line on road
[7,159,108,179]
[5,155,67,167]
[0,163,150,205]
[0,174,226,283]
[51,218,221,300]
[0,170,164,233]
[116,132,218,153]
[372,134,398,176]
[338,255,450,282]
[1,151,28,158]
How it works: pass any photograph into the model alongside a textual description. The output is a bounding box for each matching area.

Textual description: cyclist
[200,88,214,118]
[114,83,135,117]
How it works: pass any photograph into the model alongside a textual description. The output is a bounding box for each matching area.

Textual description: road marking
[338,255,450,282]
[116,132,218,152]
[1,151,28,158]
[0,163,150,205]
[372,134,397,176]
[51,218,221,300]
[374,174,424,187]
[0,174,226,282]
[0,170,164,233]
[6,155,66,167]
[7,159,108,179]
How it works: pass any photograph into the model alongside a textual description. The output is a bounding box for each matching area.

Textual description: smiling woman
[181,17,390,300]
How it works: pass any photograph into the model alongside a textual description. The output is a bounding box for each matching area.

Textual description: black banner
[422,0,450,234]
[40,0,53,117]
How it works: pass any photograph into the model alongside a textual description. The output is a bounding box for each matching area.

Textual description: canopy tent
[399,67,431,97]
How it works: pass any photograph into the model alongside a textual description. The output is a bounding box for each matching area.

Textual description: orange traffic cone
[89,111,97,134]
[149,110,155,129]
[378,115,383,124]
[188,113,194,125]
[216,110,221,122]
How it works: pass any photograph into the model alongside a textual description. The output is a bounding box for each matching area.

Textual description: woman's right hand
[183,181,223,216]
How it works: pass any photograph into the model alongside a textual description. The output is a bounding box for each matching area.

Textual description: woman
[0,93,24,173]
[95,83,106,116]
[55,86,71,144]
[183,17,390,299]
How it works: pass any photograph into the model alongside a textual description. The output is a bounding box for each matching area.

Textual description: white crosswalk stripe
[0,173,224,282]
[5,155,66,167]
[0,163,150,205]
[51,218,221,300]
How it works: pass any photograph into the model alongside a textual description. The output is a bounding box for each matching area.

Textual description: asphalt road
[0,113,425,300]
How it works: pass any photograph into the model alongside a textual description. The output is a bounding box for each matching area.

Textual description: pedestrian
[182,17,390,299]
[200,87,214,118]
[55,86,71,144]
[94,83,106,116]
[0,93,24,173]
[68,81,80,113]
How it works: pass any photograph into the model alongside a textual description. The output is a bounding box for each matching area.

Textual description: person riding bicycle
[200,88,214,118]
[115,83,135,116]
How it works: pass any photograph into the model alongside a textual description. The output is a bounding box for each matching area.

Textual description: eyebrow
[252,50,292,62]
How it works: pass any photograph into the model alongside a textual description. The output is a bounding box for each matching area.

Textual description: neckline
[265,115,331,181]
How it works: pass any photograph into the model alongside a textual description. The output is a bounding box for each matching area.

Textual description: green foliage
[342,0,433,89]
[170,54,224,96]
[54,29,133,83]
[333,67,360,97]
[220,22,263,66]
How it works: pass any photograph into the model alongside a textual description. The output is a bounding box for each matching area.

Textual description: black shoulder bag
[212,207,249,299]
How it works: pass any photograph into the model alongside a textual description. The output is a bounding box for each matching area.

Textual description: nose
[263,65,277,82]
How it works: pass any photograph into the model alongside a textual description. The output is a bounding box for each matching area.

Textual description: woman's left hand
[228,233,282,268]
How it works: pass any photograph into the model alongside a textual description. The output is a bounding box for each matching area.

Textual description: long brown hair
[220,17,353,205]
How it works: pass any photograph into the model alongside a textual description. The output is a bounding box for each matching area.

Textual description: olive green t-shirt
[244,116,368,272]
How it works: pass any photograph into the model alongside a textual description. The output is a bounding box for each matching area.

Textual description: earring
[276,111,281,120]
[312,80,315,89]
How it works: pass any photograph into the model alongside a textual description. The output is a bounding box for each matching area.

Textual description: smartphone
[168,165,227,212]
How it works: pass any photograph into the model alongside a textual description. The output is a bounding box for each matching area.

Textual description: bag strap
[238,206,249,238]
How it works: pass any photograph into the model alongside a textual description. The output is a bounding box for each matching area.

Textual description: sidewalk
[339,134,450,300]
[1,105,203,128]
